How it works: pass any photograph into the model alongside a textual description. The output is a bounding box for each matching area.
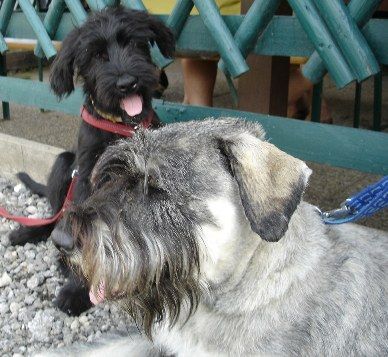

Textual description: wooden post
[237,1,291,117]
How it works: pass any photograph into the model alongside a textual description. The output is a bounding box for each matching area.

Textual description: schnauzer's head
[52,119,310,336]
[50,7,174,122]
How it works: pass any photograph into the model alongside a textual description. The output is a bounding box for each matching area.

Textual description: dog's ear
[147,17,175,58]
[218,128,311,242]
[49,28,81,97]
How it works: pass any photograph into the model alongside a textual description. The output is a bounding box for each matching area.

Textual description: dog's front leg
[54,268,92,316]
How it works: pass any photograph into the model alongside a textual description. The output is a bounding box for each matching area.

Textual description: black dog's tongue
[120,94,143,116]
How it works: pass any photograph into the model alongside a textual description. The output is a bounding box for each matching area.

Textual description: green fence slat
[302,0,381,85]
[218,0,281,75]
[288,0,355,88]
[85,0,107,12]
[313,0,380,82]
[0,0,17,33]
[35,0,66,58]
[64,0,88,25]
[166,0,194,37]
[0,33,7,54]
[18,0,57,59]
[104,0,119,6]
[192,0,248,78]
[6,14,388,65]
[121,0,173,68]
[348,0,383,28]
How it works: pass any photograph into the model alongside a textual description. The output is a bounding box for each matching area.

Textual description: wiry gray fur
[46,118,388,356]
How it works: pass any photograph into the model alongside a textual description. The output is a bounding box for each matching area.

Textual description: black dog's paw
[55,283,92,316]
[8,225,53,246]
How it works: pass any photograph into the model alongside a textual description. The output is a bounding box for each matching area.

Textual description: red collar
[80,106,154,137]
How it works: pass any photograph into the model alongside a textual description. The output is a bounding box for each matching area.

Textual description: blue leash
[320,176,388,225]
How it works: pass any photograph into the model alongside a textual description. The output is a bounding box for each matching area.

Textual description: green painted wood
[313,0,380,82]
[64,0,88,25]
[348,0,383,28]
[311,80,323,123]
[302,0,381,85]
[6,14,388,65]
[18,0,57,59]
[287,0,355,88]
[85,0,107,12]
[218,0,281,74]
[104,0,119,6]
[121,0,173,69]
[0,0,17,33]
[121,0,146,11]
[353,82,362,128]
[373,71,382,131]
[0,33,7,54]
[35,0,66,58]
[0,76,84,115]
[0,75,387,175]
[192,0,248,78]
[166,0,194,37]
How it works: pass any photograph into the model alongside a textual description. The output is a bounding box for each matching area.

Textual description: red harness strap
[80,106,154,137]
[0,171,78,227]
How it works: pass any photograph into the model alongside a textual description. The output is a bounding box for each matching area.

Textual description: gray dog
[49,119,388,356]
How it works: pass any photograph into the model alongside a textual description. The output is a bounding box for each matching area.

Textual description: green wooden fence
[0,0,387,175]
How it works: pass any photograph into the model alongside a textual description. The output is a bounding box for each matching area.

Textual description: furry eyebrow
[116,30,131,45]
[87,38,108,53]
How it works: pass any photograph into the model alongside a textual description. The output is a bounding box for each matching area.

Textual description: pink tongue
[121,94,143,116]
[89,282,105,305]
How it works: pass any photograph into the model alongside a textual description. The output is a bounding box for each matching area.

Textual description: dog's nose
[51,228,74,253]
[117,75,137,92]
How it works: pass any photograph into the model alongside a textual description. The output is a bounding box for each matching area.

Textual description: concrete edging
[0,132,61,184]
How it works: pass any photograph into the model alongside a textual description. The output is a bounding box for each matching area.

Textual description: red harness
[0,171,78,227]
[0,108,154,226]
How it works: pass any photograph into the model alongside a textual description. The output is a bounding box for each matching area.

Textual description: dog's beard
[68,195,203,337]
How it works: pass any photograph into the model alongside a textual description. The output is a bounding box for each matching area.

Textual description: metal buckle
[71,169,79,178]
[321,200,353,220]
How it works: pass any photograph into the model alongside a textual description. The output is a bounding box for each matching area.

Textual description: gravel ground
[0,177,130,356]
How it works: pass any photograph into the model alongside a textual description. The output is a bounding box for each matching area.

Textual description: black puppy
[9,7,174,315]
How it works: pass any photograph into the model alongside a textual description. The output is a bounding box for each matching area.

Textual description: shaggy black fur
[8,7,174,316]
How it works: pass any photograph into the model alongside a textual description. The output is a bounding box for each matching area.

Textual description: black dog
[9,7,174,316]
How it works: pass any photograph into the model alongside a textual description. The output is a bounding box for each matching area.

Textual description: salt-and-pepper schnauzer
[49,119,387,355]
[9,7,174,316]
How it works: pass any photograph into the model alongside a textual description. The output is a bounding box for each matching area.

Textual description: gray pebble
[1,176,128,355]
[10,302,20,315]
[0,302,9,315]
[24,295,35,306]
[0,271,12,287]
[13,183,25,194]
[27,274,44,289]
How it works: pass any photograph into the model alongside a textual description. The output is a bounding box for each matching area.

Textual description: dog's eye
[96,51,109,61]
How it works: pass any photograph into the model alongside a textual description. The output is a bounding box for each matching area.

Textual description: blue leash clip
[321,176,388,225]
